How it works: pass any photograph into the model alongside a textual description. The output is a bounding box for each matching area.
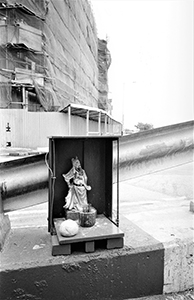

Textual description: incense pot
[79,205,97,227]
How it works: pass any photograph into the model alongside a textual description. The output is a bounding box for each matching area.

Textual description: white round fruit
[59,219,79,237]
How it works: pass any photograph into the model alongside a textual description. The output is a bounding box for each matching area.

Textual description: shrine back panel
[48,136,119,232]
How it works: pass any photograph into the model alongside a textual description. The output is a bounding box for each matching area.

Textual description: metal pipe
[1,121,193,213]
[104,115,107,135]
[0,160,48,200]
[68,105,71,135]
[0,154,48,211]
[98,112,101,135]
[86,110,89,135]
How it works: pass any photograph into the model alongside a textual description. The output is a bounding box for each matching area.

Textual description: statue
[62,157,91,212]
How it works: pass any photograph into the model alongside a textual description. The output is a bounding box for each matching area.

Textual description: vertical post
[68,105,71,135]
[48,139,53,232]
[109,118,112,134]
[122,82,125,134]
[116,138,119,227]
[86,110,89,135]
[98,112,101,135]
[104,114,107,135]
[48,138,56,233]
[52,138,56,231]
[107,117,110,135]
[22,86,26,108]
[0,183,3,214]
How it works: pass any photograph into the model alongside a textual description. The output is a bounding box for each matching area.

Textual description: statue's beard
[75,166,83,174]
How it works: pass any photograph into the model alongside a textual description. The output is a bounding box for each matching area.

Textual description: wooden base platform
[52,215,124,255]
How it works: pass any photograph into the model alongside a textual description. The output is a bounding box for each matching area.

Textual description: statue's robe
[63,167,88,211]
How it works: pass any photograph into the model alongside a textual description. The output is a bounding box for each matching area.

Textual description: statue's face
[72,158,81,170]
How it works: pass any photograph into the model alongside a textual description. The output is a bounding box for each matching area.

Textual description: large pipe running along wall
[1,121,193,212]
[115,120,194,181]
[0,154,48,212]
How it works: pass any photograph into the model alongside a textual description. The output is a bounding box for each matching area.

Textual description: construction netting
[0,0,102,111]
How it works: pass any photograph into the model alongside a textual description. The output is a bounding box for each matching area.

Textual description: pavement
[116,162,193,244]
[118,161,194,295]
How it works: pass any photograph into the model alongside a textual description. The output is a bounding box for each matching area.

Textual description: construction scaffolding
[0,2,49,111]
[0,0,101,112]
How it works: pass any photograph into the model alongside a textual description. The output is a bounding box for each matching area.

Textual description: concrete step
[0,216,164,300]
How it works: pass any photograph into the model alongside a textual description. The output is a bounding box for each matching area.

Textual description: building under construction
[0,0,120,148]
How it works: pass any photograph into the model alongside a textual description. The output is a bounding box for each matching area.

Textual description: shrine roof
[60,103,121,124]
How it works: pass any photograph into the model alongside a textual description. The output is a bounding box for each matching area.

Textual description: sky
[91,0,193,130]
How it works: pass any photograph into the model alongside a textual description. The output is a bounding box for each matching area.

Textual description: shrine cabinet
[48,136,124,255]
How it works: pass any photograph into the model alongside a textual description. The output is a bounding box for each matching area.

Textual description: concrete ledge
[0,213,10,251]
[0,217,164,300]
[163,238,194,294]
